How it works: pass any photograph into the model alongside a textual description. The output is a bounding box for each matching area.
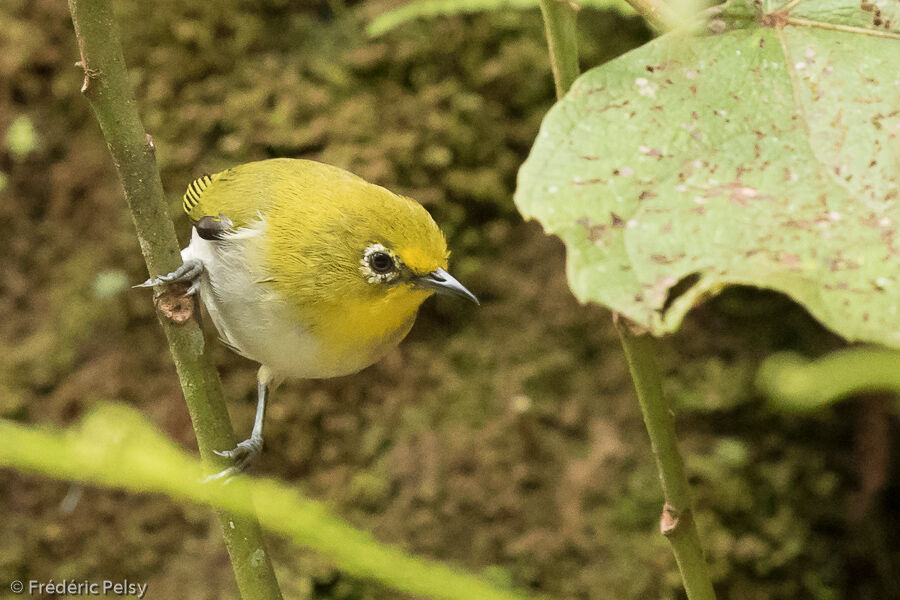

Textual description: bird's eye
[368,251,395,274]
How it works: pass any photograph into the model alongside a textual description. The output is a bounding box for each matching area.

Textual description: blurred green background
[1,0,897,598]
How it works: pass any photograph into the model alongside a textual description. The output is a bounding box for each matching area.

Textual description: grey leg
[134,259,204,296]
[206,367,270,480]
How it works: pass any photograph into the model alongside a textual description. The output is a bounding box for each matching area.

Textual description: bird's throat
[305,287,431,371]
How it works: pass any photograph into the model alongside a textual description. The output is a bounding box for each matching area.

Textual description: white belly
[182,224,330,379]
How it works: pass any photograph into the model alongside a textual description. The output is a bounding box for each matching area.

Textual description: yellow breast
[304,286,433,373]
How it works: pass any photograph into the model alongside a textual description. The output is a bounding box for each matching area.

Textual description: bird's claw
[215,435,263,461]
[184,279,202,296]
[203,436,263,481]
[134,259,204,296]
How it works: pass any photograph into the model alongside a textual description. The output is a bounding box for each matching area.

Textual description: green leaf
[367,0,632,37]
[757,347,900,410]
[515,0,900,346]
[0,405,527,600]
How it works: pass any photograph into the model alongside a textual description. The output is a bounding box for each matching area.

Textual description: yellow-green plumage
[145,157,474,476]
[180,158,450,379]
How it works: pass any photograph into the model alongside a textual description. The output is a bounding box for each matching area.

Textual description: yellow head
[258,161,476,365]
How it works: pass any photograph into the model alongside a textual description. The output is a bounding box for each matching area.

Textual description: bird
[138,158,478,478]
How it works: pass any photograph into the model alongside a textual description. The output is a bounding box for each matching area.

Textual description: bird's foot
[134,259,204,296]
[204,435,264,481]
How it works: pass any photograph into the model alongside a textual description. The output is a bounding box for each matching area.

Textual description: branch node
[660,503,690,536]
[74,60,101,94]
[155,287,195,324]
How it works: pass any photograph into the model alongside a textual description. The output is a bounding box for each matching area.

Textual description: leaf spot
[781,253,802,267]
[639,146,664,158]
[651,253,685,264]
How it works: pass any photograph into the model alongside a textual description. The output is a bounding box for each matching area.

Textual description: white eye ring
[361,243,400,284]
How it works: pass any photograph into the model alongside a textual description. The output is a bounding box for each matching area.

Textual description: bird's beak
[416,267,479,305]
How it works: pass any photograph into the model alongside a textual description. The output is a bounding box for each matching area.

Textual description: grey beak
[416,267,479,305]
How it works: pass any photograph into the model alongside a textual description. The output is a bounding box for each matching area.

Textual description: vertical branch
[538,0,580,99]
[621,0,684,32]
[67,1,283,598]
[615,323,716,600]
[533,2,714,594]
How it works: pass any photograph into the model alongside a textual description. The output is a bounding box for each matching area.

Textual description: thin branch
[538,0,581,98]
[622,0,684,32]
[66,1,283,598]
[615,322,717,600]
[534,0,715,596]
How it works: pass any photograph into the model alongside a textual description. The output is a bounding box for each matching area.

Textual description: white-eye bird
[140,158,477,478]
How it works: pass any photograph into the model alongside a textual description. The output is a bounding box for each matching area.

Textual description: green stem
[615,323,716,600]
[0,406,530,600]
[535,0,714,595]
[758,348,900,411]
[622,0,684,32]
[538,0,580,99]
[66,1,282,598]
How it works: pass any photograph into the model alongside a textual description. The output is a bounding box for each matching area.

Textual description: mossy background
[1,0,898,598]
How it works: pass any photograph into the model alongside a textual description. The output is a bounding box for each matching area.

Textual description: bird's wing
[182,161,287,235]
[182,158,375,239]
